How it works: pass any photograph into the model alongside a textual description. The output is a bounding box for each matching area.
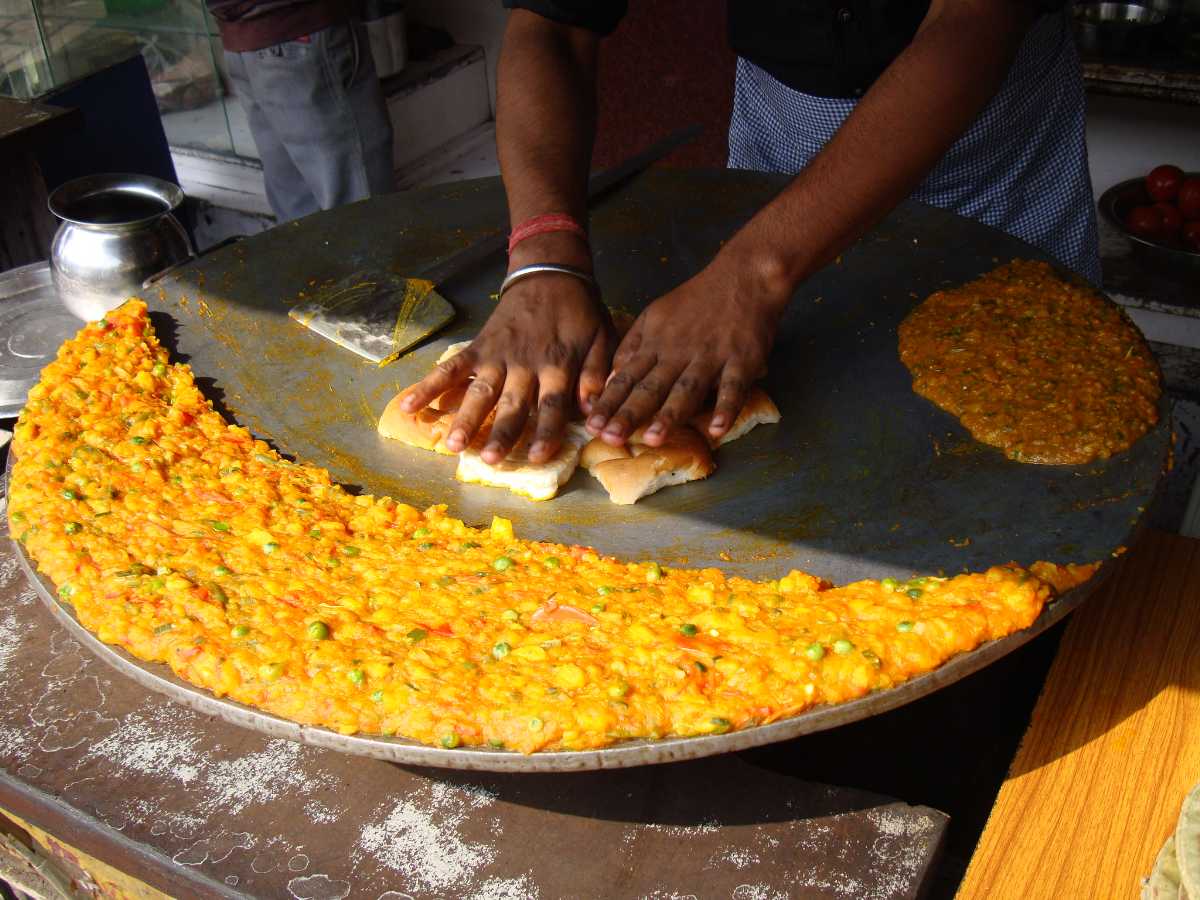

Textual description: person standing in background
[208,0,395,222]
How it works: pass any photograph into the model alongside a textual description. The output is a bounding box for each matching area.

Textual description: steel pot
[48,173,192,322]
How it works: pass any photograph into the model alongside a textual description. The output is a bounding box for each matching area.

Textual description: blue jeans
[224,20,394,222]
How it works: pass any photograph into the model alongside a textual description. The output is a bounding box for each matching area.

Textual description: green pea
[407,628,427,642]
[231,625,251,638]
[804,642,826,661]
[597,585,613,596]
[263,542,279,555]
[881,577,899,590]
[152,362,167,377]
[591,603,606,614]
[342,545,361,556]
[906,587,924,599]
[543,556,561,568]
[130,436,147,445]
[309,528,323,539]
[528,717,543,732]
[307,621,330,640]
[418,542,434,551]
[263,662,284,680]
[833,639,855,655]
[413,527,432,538]
[205,520,229,532]
[646,561,663,581]
[459,541,481,551]
[57,584,75,599]
[61,489,77,500]
[440,733,461,749]
[493,556,514,571]
[64,522,82,534]
[213,565,232,576]
[370,689,384,703]
[348,669,365,686]
[897,620,915,632]
[710,717,732,734]
[492,641,511,660]
[488,739,505,749]
[501,609,520,622]
[680,623,699,636]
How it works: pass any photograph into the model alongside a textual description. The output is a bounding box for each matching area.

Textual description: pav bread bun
[585,426,715,505]
[691,386,781,448]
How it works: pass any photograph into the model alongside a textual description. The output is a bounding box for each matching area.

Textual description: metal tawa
[12,169,1172,772]
[0,262,84,419]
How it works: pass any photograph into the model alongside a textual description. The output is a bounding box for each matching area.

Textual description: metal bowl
[47,173,192,323]
[1098,175,1200,277]
[1074,2,1166,56]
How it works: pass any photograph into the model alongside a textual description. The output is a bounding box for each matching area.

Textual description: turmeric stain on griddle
[899,260,1161,465]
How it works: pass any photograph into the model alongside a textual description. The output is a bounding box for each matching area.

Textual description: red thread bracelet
[507,213,588,254]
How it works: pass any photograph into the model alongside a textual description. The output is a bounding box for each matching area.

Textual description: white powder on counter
[85,707,203,785]
[0,611,20,676]
[199,739,335,815]
[356,781,498,895]
[466,874,540,900]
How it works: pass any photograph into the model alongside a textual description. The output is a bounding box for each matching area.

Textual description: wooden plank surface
[959,531,1200,899]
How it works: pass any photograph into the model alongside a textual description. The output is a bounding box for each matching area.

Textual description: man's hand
[585,248,791,447]
[400,272,614,465]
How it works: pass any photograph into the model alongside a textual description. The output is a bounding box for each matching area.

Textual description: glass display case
[0,0,249,155]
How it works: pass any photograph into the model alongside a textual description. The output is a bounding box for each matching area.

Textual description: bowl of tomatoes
[1099,165,1200,276]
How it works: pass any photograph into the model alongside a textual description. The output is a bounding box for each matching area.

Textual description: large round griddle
[14,169,1169,772]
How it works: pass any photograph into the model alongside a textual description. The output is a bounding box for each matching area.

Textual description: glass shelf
[0,0,238,155]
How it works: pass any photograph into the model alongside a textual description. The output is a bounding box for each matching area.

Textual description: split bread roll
[379,332,778,504]
[691,386,781,448]
[456,424,591,501]
[377,394,458,455]
[581,425,715,506]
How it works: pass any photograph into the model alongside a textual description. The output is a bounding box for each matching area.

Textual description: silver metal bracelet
[498,263,597,300]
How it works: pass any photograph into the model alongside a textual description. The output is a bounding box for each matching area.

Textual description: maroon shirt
[207,0,352,52]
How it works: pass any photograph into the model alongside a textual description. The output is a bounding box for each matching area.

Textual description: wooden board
[959,531,1200,898]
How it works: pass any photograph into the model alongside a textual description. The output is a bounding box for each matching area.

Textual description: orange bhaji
[898,260,1161,465]
[9,301,1098,753]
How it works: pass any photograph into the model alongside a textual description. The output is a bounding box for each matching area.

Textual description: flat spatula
[288,126,700,366]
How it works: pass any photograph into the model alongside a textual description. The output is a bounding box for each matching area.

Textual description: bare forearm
[723,0,1037,300]
[496,11,600,267]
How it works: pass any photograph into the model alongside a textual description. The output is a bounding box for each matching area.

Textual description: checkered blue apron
[728,11,1101,282]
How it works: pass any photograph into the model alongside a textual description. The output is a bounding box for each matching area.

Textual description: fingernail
[447,430,465,449]
[530,440,546,457]
[603,423,623,438]
[710,415,727,429]
[587,415,607,431]
[645,422,664,437]
[400,395,417,411]
[582,395,596,413]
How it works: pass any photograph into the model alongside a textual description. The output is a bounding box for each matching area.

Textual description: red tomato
[1156,202,1184,237]
[1183,220,1200,252]
[1146,165,1184,202]
[1178,179,1200,220]
[1126,205,1164,238]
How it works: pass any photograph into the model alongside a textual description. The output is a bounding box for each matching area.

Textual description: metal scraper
[288,125,701,366]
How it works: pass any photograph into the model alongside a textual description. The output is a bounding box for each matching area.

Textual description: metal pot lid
[0,262,85,420]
